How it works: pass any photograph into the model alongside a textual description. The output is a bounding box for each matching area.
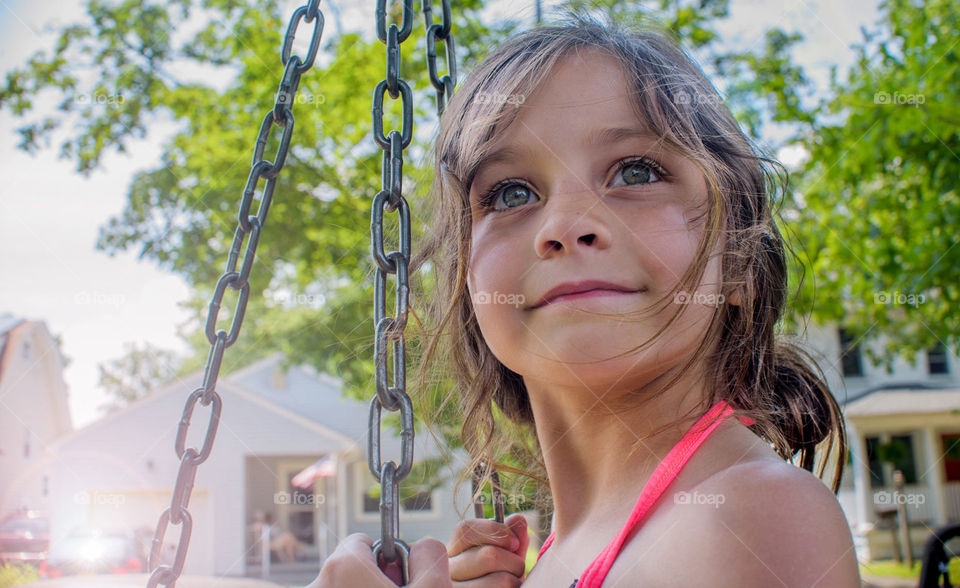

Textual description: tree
[97,341,181,413]
[0,0,849,523]
[784,0,959,364]
[1,0,507,402]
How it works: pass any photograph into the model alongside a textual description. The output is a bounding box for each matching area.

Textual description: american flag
[292,455,337,488]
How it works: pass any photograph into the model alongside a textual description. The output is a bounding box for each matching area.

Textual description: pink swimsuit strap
[535,399,754,587]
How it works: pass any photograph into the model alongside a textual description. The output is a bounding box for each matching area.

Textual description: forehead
[467,50,662,180]
[530,49,632,105]
[487,50,649,147]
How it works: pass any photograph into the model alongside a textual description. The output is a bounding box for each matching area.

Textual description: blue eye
[615,158,663,186]
[480,182,538,211]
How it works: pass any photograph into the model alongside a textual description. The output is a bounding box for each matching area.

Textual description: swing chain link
[368,0,418,580]
[425,0,508,527]
[146,1,323,586]
[423,0,457,113]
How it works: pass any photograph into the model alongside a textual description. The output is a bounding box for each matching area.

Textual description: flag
[292,455,337,489]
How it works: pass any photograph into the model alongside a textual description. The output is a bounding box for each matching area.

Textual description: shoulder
[615,459,861,588]
[680,459,861,587]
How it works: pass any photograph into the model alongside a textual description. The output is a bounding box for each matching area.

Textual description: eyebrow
[587,126,661,146]
[467,145,534,190]
[467,126,661,190]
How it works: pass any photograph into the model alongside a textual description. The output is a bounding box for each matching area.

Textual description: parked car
[44,528,145,577]
[0,510,50,566]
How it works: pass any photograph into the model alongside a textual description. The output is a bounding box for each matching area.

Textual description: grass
[525,542,539,575]
[860,558,960,580]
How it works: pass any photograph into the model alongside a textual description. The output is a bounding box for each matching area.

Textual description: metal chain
[146,2,325,586]
[366,0,464,582]
[424,1,506,524]
[423,0,456,114]
[472,466,505,522]
[368,0,416,581]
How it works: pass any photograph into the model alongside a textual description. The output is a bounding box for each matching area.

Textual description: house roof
[0,313,24,336]
[224,353,450,458]
[226,353,370,442]
[843,387,960,417]
[0,313,26,383]
[52,352,447,458]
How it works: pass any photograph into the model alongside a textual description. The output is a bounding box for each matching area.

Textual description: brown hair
[409,16,846,516]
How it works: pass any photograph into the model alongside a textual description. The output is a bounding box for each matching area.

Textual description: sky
[0,0,882,429]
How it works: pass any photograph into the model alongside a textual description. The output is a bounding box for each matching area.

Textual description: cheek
[467,232,530,370]
[628,206,703,289]
[468,227,521,292]
[468,235,511,326]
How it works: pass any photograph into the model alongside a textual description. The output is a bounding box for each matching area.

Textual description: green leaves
[787,0,959,358]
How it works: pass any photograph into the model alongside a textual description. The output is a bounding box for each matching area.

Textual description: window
[356,464,438,519]
[942,434,960,483]
[928,343,950,375]
[362,489,379,514]
[402,491,433,512]
[361,488,432,513]
[865,436,886,488]
[839,328,864,377]
[866,434,919,487]
[283,472,316,544]
[888,434,918,484]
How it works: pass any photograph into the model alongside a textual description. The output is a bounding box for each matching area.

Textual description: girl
[312,16,861,588]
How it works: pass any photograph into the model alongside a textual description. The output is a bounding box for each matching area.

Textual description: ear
[726,287,742,307]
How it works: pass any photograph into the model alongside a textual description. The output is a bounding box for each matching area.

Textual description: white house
[46,353,472,581]
[796,322,960,562]
[0,314,73,519]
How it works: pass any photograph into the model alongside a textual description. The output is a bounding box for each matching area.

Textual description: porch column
[848,421,873,534]
[337,454,349,542]
[921,425,947,525]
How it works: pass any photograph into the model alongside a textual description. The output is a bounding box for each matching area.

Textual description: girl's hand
[307,533,452,587]
[448,513,529,587]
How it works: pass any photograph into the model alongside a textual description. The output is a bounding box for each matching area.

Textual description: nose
[534,186,613,258]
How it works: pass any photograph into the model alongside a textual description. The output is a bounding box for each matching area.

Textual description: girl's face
[466,50,726,395]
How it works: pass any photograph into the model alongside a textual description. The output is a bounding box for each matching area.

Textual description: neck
[526,366,711,541]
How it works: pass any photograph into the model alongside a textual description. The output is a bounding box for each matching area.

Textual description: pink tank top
[534,399,755,587]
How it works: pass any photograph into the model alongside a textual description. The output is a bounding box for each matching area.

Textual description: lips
[530,280,641,309]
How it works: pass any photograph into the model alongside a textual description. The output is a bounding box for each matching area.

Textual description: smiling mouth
[534,288,645,309]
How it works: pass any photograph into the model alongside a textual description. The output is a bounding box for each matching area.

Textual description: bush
[0,562,40,587]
